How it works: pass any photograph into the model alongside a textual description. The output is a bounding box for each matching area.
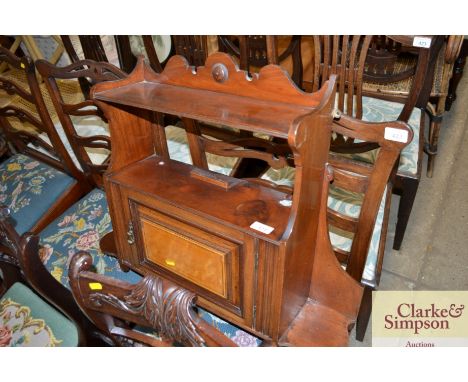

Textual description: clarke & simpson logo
[384,303,465,334]
[372,291,468,347]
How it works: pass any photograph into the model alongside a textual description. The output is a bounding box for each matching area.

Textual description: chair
[0,210,81,347]
[363,35,463,178]
[310,35,447,250]
[2,58,130,344]
[0,57,130,344]
[0,47,86,249]
[68,251,261,347]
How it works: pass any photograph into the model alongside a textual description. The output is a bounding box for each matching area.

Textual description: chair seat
[39,188,259,346]
[363,48,446,97]
[39,188,141,288]
[0,153,77,234]
[361,96,421,177]
[0,282,78,346]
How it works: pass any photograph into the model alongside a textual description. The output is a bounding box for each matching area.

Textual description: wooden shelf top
[108,155,292,243]
[95,81,315,139]
[92,53,330,140]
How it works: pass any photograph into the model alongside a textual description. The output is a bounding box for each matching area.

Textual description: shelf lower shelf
[278,298,354,347]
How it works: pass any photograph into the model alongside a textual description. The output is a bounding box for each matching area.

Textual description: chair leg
[446,42,468,111]
[425,103,444,178]
[0,259,23,293]
[393,177,419,250]
[356,285,373,342]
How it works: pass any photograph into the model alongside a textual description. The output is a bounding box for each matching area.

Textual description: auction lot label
[372,291,468,346]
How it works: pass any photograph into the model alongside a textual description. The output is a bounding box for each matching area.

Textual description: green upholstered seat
[0,282,78,347]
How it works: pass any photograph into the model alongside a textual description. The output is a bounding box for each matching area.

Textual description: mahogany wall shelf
[91,53,363,346]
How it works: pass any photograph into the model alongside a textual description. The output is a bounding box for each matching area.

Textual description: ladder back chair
[61,35,172,92]
[0,47,86,241]
[1,59,134,345]
[5,57,258,346]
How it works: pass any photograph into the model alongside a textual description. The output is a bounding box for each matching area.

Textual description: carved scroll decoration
[88,275,206,346]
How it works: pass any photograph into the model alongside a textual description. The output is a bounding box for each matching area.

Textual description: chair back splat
[36,59,127,188]
[0,46,83,179]
[311,36,372,119]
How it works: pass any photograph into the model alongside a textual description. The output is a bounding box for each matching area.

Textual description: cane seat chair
[362,35,463,177]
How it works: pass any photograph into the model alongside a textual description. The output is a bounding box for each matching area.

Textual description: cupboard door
[110,187,257,328]
[138,205,238,299]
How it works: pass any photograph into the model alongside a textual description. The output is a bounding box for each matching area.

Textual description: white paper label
[279,199,293,207]
[250,221,275,234]
[413,36,432,49]
[385,127,409,143]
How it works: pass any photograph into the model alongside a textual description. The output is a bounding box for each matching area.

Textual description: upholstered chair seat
[0,282,78,347]
[360,96,421,177]
[0,154,76,234]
